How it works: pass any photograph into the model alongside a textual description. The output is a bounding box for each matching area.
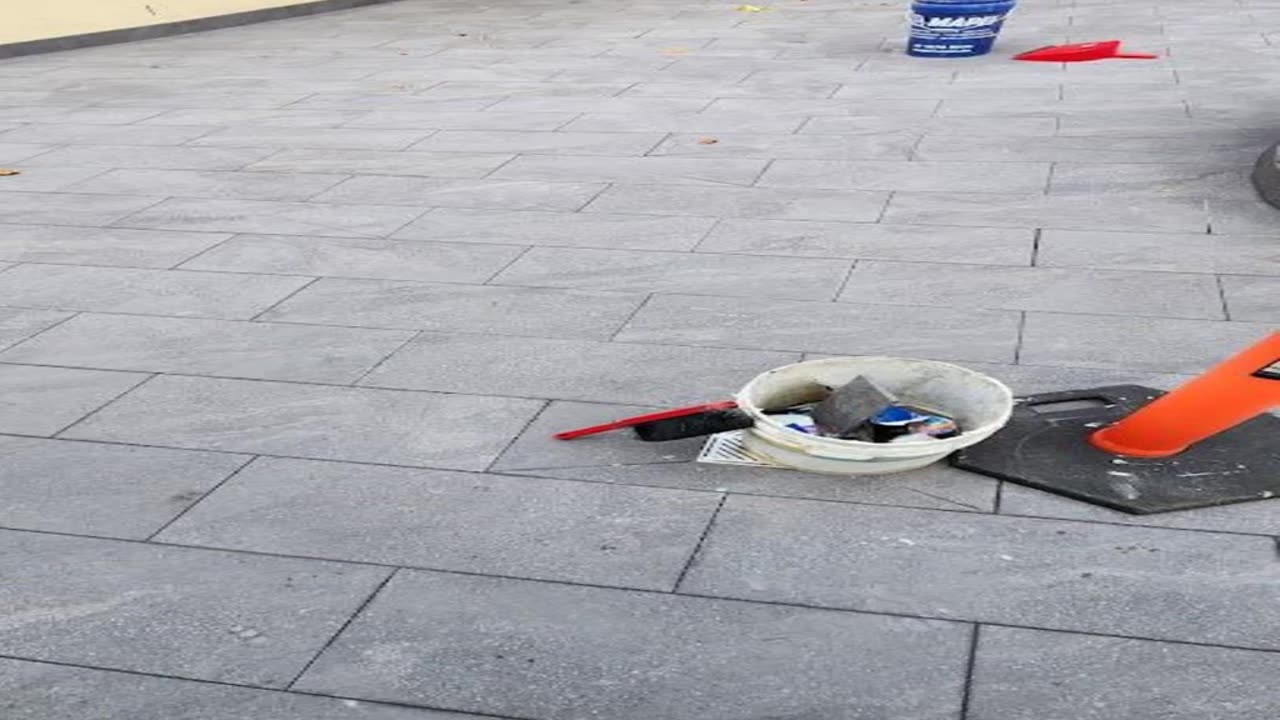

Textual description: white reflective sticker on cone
[1255,360,1280,380]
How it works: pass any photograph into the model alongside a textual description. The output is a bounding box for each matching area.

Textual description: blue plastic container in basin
[907,0,1016,58]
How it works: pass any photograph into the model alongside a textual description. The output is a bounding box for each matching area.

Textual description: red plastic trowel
[1014,40,1159,62]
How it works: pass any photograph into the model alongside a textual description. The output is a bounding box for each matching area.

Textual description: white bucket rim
[735,356,1014,460]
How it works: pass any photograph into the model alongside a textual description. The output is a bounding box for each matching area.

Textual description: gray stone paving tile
[492,247,850,300]
[968,627,1280,720]
[622,79,840,98]
[917,135,1258,164]
[697,219,1034,264]
[830,82,1016,100]
[493,400,998,512]
[840,261,1224,320]
[1036,229,1280,275]
[190,126,430,151]
[650,132,918,161]
[138,108,369,127]
[999,483,1280,537]
[117,198,424,238]
[1020,313,1276,374]
[0,658,478,720]
[0,436,247,538]
[0,225,224,268]
[1221,274,1280,321]
[394,209,715,251]
[263,279,642,339]
[758,159,1051,193]
[1049,162,1253,197]
[0,192,162,227]
[586,184,889,222]
[0,308,73,351]
[940,361,1190,397]
[0,365,146,436]
[1206,196,1280,235]
[708,97,941,118]
[348,110,579,131]
[0,123,215,146]
[485,96,712,114]
[20,145,277,170]
[419,81,628,98]
[360,332,798,406]
[1055,115,1268,138]
[801,116,1059,136]
[2,313,415,384]
[244,148,512,177]
[617,293,1021,363]
[0,167,109,192]
[0,143,54,164]
[353,67,564,84]
[935,99,1190,120]
[293,570,971,720]
[410,130,663,156]
[95,92,311,109]
[491,155,768,187]
[0,530,391,687]
[0,265,310,320]
[62,375,543,470]
[0,106,165,124]
[1061,83,1188,104]
[179,234,523,283]
[286,95,497,112]
[314,176,604,211]
[683,495,1280,649]
[551,67,750,85]
[883,192,1211,233]
[159,457,719,590]
[565,112,806,134]
[64,169,348,202]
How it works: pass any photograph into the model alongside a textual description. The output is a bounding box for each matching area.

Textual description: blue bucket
[907,0,1016,58]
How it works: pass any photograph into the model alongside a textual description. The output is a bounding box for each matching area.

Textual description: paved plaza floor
[0,0,1278,717]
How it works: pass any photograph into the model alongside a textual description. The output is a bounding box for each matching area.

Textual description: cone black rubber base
[952,385,1280,515]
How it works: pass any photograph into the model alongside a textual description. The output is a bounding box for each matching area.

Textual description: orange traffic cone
[953,333,1280,514]
[1091,333,1280,458]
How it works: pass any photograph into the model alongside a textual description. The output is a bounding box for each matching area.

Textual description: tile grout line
[671,493,727,593]
[349,329,423,386]
[284,567,401,690]
[3,516,1276,658]
[479,151,523,179]
[0,652,530,720]
[642,131,672,157]
[481,398,552,474]
[247,276,321,321]
[573,181,614,212]
[958,624,983,720]
[831,259,859,301]
[687,217,724,253]
[41,367,156,437]
[1012,311,1028,365]
[144,455,260,541]
[480,244,535,285]
[1215,274,1232,321]
[0,308,82,355]
[606,292,656,341]
[167,232,239,270]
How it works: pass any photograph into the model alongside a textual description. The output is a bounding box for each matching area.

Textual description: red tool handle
[554,400,738,440]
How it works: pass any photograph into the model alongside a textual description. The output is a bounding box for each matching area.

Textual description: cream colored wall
[2,0,326,45]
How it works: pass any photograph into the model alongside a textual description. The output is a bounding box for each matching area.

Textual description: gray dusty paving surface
[1,0,1279,717]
